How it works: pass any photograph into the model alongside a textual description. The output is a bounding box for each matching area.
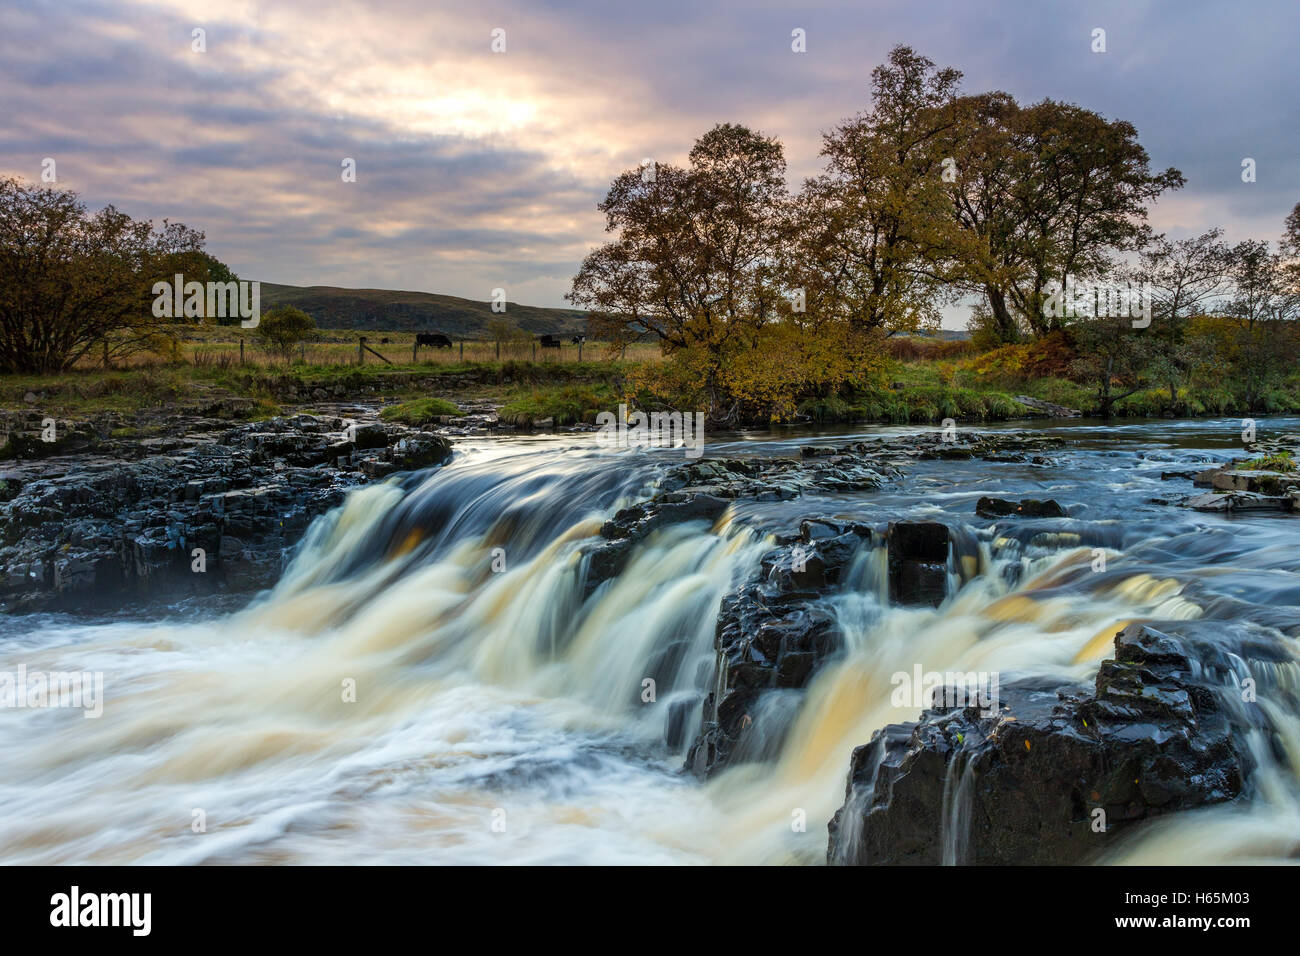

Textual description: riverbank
[8,340,1300,437]
[0,406,453,613]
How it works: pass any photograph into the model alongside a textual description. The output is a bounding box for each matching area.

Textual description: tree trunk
[986,287,1018,343]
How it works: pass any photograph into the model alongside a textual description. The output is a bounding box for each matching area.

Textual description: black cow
[570,335,586,345]
[538,334,562,349]
[416,333,453,348]
[380,337,391,344]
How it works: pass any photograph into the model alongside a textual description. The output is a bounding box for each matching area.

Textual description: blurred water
[0,417,1296,864]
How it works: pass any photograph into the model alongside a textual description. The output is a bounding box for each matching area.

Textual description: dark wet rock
[579,538,634,598]
[599,494,731,541]
[827,623,1270,865]
[887,520,949,606]
[686,523,870,776]
[0,414,107,459]
[577,430,1102,772]
[687,582,847,776]
[580,493,732,599]
[581,441,900,597]
[388,435,454,472]
[799,516,871,541]
[761,531,865,591]
[894,432,1066,464]
[663,431,1072,776]
[351,422,390,449]
[975,496,1068,519]
[0,415,453,613]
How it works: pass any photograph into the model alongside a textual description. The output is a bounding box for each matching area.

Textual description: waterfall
[2,426,1299,865]
[940,754,976,865]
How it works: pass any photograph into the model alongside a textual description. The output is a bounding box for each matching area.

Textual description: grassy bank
[2,359,635,419]
[7,337,1300,428]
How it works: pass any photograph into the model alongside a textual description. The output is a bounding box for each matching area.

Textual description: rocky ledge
[570,431,1073,777]
[0,413,451,613]
[567,430,1287,861]
[827,622,1286,865]
[1172,437,1300,514]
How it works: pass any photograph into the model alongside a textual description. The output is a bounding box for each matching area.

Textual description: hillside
[259,283,588,338]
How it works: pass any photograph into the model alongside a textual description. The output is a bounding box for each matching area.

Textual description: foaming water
[0,443,760,864]
[2,420,1299,864]
[699,540,1212,864]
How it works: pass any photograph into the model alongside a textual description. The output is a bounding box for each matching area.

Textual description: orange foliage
[962,331,1077,383]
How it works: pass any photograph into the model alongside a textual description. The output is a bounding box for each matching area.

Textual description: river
[1,417,1297,864]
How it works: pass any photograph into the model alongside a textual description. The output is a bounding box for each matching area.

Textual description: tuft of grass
[499,384,617,426]
[1240,450,1296,472]
[379,397,463,425]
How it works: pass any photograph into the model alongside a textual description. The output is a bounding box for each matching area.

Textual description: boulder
[1211,469,1300,496]
[975,496,1067,518]
[887,520,949,606]
[1186,491,1293,513]
[828,623,1269,865]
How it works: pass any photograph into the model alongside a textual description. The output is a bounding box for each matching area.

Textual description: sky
[1,0,1297,326]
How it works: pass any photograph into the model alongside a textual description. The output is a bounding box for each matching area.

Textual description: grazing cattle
[570,335,586,345]
[380,337,390,344]
[416,333,453,348]
[538,334,562,349]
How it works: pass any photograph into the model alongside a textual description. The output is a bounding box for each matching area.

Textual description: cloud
[1,0,1295,322]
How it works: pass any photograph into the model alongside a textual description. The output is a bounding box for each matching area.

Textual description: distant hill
[912,329,971,341]
[259,283,588,338]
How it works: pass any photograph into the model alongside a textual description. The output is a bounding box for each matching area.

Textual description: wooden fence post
[578,341,583,361]
[459,341,464,361]
[413,341,419,364]
[358,337,366,365]
[239,339,244,365]
[532,342,536,361]
[496,341,500,360]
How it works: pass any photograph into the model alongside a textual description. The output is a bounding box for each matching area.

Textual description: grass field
[104,325,664,371]
[9,324,1300,428]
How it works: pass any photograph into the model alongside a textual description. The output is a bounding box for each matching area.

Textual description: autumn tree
[0,177,209,372]
[1069,314,1156,416]
[791,46,962,336]
[1284,202,1300,256]
[943,98,1184,340]
[568,123,789,419]
[1222,239,1300,410]
[1226,240,1299,329]
[1281,201,1300,290]
[1134,229,1233,402]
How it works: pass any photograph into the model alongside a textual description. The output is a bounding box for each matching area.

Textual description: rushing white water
[1,421,1298,864]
